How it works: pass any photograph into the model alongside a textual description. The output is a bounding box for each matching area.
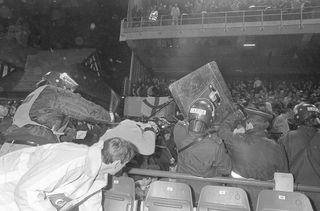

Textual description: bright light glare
[243,43,256,47]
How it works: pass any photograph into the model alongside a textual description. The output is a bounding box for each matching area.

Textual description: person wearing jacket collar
[218,106,288,210]
[174,99,232,203]
[280,103,320,211]
[0,119,156,211]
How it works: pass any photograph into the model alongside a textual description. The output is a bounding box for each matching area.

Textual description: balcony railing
[122,6,320,29]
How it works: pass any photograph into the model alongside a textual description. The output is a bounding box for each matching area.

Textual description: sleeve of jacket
[173,121,188,148]
[14,148,84,211]
[79,190,103,211]
[217,110,246,145]
[215,143,232,176]
[14,166,64,210]
[306,133,320,176]
[276,142,289,173]
[54,87,113,124]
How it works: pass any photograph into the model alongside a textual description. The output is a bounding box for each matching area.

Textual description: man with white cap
[0,119,156,211]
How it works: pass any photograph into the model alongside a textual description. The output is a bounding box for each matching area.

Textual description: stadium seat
[197,185,251,211]
[103,176,135,211]
[143,180,193,211]
[256,190,314,211]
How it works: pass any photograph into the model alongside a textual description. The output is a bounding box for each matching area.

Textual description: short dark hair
[246,115,270,130]
[102,137,137,164]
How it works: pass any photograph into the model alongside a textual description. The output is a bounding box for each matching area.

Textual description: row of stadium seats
[103,176,314,211]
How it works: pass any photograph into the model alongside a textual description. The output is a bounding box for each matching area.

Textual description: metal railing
[128,168,320,193]
[122,6,320,29]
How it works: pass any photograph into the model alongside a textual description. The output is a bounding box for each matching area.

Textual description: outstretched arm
[54,88,113,124]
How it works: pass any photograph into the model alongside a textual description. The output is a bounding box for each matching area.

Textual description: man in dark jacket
[218,106,288,209]
[174,99,232,203]
[280,103,320,211]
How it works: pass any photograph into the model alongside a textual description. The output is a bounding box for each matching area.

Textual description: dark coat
[174,121,232,202]
[280,126,320,211]
[218,110,288,181]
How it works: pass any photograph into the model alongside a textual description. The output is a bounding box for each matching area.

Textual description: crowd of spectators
[131,0,315,21]
[0,100,20,119]
[0,100,21,134]
[228,77,320,113]
[130,77,173,97]
[129,76,320,113]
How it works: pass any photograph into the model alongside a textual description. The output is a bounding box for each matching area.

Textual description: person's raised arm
[217,110,245,145]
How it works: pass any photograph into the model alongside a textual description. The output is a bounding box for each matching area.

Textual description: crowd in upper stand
[131,0,315,20]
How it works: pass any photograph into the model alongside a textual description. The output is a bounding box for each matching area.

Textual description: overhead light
[243,43,256,47]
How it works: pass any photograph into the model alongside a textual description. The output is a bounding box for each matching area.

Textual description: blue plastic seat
[197,185,251,211]
[103,176,135,211]
[256,190,313,211]
[143,180,193,211]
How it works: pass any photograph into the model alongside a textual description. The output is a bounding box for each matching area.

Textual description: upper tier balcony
[120,6,320,41]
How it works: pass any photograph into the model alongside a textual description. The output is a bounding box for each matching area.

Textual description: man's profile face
[103,160,128,175]
[0,106,9,117]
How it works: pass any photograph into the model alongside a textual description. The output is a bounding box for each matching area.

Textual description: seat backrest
[197,185,251,211]
[256,190,314,211]
[103,176,135,211]
[144,180,193,211]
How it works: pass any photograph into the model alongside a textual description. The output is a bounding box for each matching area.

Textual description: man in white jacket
[0,119,156,211]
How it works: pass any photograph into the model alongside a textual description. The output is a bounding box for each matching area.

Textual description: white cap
[97,119,156,155]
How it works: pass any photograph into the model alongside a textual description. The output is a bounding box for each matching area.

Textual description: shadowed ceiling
[128,34,320,78]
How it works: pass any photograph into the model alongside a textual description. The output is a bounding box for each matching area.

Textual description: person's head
[98,119,156,160]
[293,102,320,127]
[36,72,79,92]
[244,107,273,131]
[188,98,215,134]
[0,105,9,118]
[101,137,137,175]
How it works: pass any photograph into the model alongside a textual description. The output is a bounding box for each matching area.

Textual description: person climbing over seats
[0,71,114,156]
[0,119,157,211]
